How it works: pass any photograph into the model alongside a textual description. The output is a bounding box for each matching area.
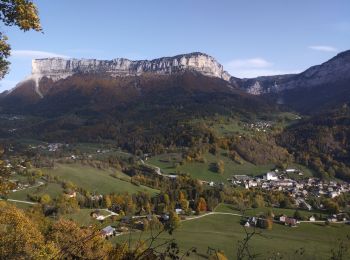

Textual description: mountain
[279,105,350,181]
[2,50,350,114]
[239,50,350,113]
[1,52,232,103]
[0,52,276,151]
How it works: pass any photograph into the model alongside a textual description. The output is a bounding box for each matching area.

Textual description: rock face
[30,52,231,84]
[241,50,350,95]
[3,52,231,99]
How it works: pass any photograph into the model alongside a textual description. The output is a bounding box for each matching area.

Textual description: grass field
[215,203,328,220]
[148,150,314,182]
[72,143,133,160]
[42,163,158,195]
[8,182,64,201]
[113,212,350,259]
[148,151,274,182]
[62,208,113,226]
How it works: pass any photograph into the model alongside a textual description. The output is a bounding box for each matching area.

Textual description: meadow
[148,151,313,182]
[42,163,158,195]
[62,208,113,226]
[215,203,328,221]
[113,210,350,259]
[8,182,64,201]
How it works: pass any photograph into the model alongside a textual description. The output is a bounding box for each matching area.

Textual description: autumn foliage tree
[197,197,207,213]
[48,219,113,259]
[0,148,15,196]
[0,202,58,259]
[0,0,42,78]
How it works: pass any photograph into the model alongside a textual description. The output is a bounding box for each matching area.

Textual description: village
[229,168,350,202]
[2,143,350,241]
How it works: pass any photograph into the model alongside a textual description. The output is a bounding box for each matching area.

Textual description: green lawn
[189,117,249,137]
[72,143,133,160]
[8,182,63,201]
[215,203,328,219]
[113,213,350,259]
[148,151,274,182]
[42,163,158,195]
[62,208,113,226]
[148,150,316,182]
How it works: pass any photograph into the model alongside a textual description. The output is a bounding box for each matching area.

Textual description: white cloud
[309,45,338,52]
[11,50,70,59]
[225,57,299,78]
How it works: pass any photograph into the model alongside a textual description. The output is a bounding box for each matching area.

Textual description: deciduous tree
[0,0,42,78]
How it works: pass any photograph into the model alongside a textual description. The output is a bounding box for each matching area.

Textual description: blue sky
[1,0,349,91]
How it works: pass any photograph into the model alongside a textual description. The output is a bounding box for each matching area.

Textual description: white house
[329,191,340,198]
[279,215,287,223]
[101,226,115,237]
[96,215,106,221]
[175,208,183,214]
[265,172,278,181]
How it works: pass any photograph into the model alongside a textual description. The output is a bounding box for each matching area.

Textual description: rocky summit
[34,52,231,79]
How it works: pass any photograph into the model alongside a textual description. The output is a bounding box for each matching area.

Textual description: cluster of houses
[229,169,350,211]
[98,213,174,238]
[28,142,69,152]
[243,215,298,228]
[0,114,24,121]
[243,121,273,133]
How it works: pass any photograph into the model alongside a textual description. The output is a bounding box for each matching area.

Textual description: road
[182,211,243,222]
[0,198,37,205]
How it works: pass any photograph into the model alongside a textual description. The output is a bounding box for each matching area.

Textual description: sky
[1,0,349,91]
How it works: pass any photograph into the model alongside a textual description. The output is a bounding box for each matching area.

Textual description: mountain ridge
[4,52,232,99]
[1,50,349,114]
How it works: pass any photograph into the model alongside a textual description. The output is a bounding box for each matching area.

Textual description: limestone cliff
[32,52,231,81]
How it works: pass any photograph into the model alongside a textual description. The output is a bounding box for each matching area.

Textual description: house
[90,210,101,218]
[327,215,337,222]
[117,226,129,232]
[161,214,170,221]
[336,213,348,222]
[309,216,316,222]
[247,216,257,226]
[121,216,131,224]
[175,208,183,214]
[96,215,105,221]
[265,172,278,181]
[134,220,144,229]
[66,191,76,198]
[285,217,298,227]
[101,226,115,237]
[279,215,287,223]
[329,191,340,198]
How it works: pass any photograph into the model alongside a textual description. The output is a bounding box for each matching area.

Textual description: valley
[1,50,350,260]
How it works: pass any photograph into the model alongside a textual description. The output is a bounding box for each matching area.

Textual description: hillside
[240,50,350,113]
[0,69,277,153]
[279,105,350,181]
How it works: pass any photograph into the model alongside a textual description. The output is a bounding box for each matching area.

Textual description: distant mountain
[2,49,350,119]
[1,52,232,103]
[0,52,276,149]
[239,50,350,113]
